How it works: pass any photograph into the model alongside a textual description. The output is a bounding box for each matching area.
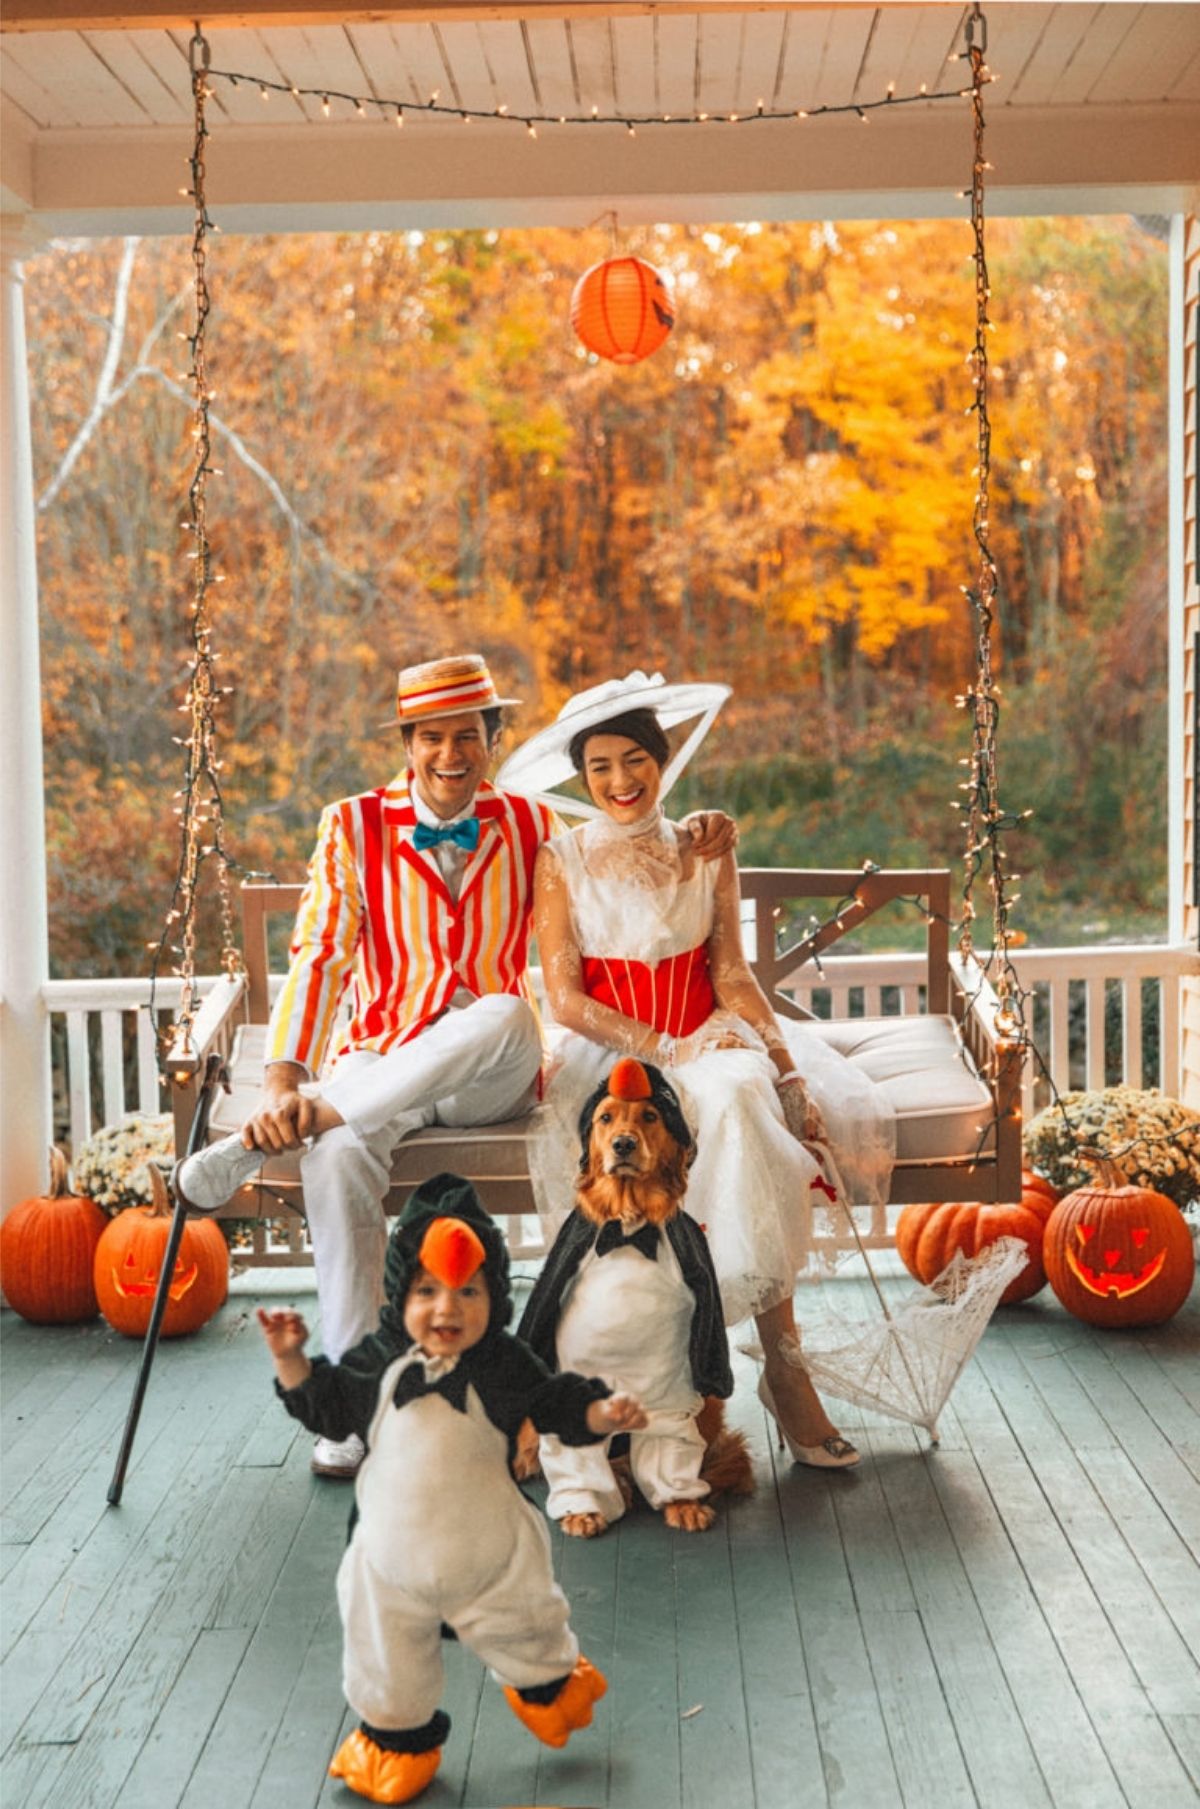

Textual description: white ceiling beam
[6,97,1198,234]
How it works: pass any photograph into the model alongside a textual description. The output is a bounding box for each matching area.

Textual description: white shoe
[173,1132,264,1212]
[311,1433,365,1478]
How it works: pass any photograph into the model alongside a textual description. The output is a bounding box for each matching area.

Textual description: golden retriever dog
[518,1058,753,1536]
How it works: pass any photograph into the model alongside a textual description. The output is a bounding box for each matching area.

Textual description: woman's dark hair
[568,707,669,774]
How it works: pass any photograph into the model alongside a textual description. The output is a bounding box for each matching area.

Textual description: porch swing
[159,10,1025,1268]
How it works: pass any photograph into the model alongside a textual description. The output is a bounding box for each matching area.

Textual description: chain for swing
[147,23,242,1068]
[957,3,1025,1050]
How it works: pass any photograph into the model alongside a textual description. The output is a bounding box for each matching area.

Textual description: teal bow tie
[413,817,480,854]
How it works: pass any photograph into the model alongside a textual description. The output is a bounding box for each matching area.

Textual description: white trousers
[301,994,541,1361]
[337,1523,578,1730]
[540,1409,709,1524]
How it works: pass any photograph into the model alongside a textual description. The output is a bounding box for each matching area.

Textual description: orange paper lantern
[571,257,675,364]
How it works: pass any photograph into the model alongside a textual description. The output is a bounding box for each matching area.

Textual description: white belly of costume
[356,1363,536,1600]
[554,1241,700,1415]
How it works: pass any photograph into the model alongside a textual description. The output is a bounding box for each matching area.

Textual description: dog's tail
[697,1397,755,1498]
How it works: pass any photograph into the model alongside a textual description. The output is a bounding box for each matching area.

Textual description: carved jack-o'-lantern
[1043,1160,1195,1328]
[93,1167,228,1338]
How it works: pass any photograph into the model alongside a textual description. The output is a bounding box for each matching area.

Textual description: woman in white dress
[507,674,895,1467]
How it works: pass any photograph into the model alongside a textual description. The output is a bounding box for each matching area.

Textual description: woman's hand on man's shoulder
[679,810,739,861]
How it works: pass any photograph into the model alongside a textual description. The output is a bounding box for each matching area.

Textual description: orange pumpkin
[571,257,675,364]
[895,1169,1060,1305]
[93,1167,228,1338]
[0,1147,108,1324]
[1043,1160,1195,1328]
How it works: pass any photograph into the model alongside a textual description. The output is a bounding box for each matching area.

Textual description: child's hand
[588,1391,649,1435]
[257,1306,309,1358]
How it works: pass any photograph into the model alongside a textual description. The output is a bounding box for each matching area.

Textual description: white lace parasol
[794,1236,1029,1444]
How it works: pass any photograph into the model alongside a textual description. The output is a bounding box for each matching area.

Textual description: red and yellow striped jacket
[265,772,556,1073]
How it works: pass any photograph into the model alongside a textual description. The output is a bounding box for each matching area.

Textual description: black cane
[106,1052,226,1505]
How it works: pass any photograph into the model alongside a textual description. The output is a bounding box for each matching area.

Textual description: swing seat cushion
[804,1013,995,1160]
[207,1014,993,1182]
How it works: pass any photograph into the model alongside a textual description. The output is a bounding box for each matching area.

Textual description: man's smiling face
[406,711,492,819]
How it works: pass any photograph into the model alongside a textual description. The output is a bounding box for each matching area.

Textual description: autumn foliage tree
[25,216,1166,975]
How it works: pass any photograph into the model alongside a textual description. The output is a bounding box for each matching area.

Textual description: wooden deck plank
[246,1596,344,1809]
[1080,1444,1200,1654]
[773,1455,904,1806]
[1,1329,262,1658]
[926,1448,1126,1809]
[104,1627,254,1809]
[604,1503,684,1809]
[1,1346,269,1748]
[726,1394,826,1809]
[537,1497,619,1808]
[960,1340,1198,1803]
[856,1605,976,1809]
[977,1331,1200,1712]
[865,1437,1055,1809]
[673,1517,756,1809]
[177,1482,350,1809]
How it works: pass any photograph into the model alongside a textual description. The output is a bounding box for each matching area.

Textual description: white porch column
[0,213,51,1211]
[1179,209,1199,1109]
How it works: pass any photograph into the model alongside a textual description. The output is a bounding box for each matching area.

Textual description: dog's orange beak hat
[608,1058,654,1101]
[418,1217,486,1289]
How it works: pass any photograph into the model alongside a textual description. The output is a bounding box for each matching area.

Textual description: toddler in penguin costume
[258,1171,647,1805]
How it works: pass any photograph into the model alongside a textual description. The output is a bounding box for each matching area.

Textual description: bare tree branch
[37,236,139,514]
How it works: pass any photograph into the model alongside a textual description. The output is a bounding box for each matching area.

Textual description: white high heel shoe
[756,1370,860,1470]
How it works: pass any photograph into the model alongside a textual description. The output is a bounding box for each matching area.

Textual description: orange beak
[608,1058,653,1101]
[418,1217,486,1289]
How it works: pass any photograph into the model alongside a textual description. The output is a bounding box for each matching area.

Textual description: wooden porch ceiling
[2,3,1199,237]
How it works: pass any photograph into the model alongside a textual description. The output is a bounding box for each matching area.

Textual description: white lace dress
[530,815,895,1328]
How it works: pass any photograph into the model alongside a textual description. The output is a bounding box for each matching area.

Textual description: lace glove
[776,1072,828,1144]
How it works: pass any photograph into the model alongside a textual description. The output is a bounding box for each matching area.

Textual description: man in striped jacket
[177,654,730,1476]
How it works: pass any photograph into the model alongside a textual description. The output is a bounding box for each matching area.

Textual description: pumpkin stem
[146,1163,172,1219]
[1076,1146,1129,1190]
[48,1145,70,1199]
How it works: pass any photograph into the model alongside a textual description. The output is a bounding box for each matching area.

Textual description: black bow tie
[594,1220,660,1262]
[392,1354,471,1413]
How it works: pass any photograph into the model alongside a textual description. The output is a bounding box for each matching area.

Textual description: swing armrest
[163,972,249,1158]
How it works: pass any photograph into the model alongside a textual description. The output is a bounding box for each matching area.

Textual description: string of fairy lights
[146,28,242,1062]
[205,65,984,136]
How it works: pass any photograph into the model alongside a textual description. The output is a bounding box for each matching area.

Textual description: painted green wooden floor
[2,1269,1198,1809]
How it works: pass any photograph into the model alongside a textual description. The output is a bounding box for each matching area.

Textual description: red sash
[582,942,715,1038]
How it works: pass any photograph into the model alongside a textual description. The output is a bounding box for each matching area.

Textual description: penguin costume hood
[274,1170,611,1468]
[379,1171,513,1347]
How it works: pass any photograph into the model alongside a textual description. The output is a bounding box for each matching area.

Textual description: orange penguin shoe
[503,1656,608,1748]
[328,1729,441,1804]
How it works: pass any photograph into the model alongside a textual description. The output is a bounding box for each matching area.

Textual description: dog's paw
[562,1512,609,1539]
[511,1418,542,1482]
[663,1501,716,1533]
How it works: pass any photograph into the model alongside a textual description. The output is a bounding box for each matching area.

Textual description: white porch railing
[43,943,1198,1154]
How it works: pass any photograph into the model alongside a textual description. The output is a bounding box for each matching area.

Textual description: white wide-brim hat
[496,670,730,816]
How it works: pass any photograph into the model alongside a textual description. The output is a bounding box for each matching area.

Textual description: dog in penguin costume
[258,1171,646,1805]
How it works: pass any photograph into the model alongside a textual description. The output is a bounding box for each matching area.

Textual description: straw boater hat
[495,669,730,815]
[391,653,521,727]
